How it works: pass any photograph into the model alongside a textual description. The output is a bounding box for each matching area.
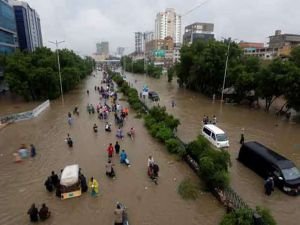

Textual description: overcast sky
[26,0,300,56]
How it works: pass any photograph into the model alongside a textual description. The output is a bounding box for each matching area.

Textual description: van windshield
[216,134,228,142]
[282,167,300,181]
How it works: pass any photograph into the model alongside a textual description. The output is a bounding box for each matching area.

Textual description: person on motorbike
[148,163,159,184]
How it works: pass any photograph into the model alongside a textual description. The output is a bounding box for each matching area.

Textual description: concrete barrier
[0,100,50,124]
[32,100,50,117]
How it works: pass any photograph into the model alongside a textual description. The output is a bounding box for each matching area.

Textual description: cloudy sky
[26,0,300,56]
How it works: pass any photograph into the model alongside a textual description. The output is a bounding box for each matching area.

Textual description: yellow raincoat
[89,178,99,195]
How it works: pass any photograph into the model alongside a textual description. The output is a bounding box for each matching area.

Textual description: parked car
[201,124,229,148]
[148,91,159,101]
[238,141,300,195]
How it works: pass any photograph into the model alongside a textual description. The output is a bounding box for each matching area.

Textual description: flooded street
[124,71,300,225]
[0,71,223,225]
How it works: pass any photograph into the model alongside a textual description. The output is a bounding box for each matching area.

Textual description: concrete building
[269,30,300,49]
[96,41,109,56]
[243,47,278,60]
[0,0,18,54]
[241,30,300,60]
[239,41,278,60]
[155,8,181,44]
[10,0,43,52]
[135,32,144,54]
[144,31,154,43]
[173,45,181,64]
[183,22,214,44]
[145,36,174,67]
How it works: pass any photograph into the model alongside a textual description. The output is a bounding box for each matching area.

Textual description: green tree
[256,59,289,111]
[285,65,300,111]
[290,46,300,67]
[176,39,242,95]
[3,47,94,100]
[167,65,176,82]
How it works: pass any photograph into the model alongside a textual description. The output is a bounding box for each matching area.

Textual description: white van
[202,124,229,148]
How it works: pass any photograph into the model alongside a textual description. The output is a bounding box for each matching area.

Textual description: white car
[202,124,229,148]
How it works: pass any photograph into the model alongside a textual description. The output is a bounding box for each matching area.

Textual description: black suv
[148,91,160,101]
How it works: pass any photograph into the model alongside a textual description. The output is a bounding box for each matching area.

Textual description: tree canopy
[3,47,95,100]
[176,40,300,112]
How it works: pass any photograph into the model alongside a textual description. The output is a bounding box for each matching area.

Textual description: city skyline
[24,0,300,55]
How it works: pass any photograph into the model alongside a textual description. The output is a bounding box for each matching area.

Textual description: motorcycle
[148,164,159,185]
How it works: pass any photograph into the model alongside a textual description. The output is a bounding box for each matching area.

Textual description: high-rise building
[116,47,125,56]
[96,41,109,56]
[135,32,144,54]
[155,8,181,44]
[144,31,154,43]
[183,22,214,44]
[10,0,43,52]
[0,0,18,54]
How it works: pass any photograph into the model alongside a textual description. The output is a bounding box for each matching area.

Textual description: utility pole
[221,38,231,103]
[49,40,65,104]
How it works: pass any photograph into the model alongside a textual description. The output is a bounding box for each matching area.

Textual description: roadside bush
[178,178,199,200]
[110,71,145,113]
[255,206,277,225]
[166,138,186,156]
[144,115,156,129]
[220,208,253,225]
[155,127,173,142]
[131,101,143,111]
[187,136,231,189]
[186,136,210,159]
[149,123,162,137]
[220,206,277,225]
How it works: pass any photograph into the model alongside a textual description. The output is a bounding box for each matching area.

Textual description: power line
[182,0,211,17]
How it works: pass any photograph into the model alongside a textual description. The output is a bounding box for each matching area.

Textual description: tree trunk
[276,102,287,115]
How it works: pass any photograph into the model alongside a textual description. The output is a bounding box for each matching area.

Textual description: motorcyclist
[148,161,159,184]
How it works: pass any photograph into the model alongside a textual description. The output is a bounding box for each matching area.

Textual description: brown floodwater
[124,71,300,225]
[0,71,224,225]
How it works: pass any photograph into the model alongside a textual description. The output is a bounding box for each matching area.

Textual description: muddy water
[124,71,300,225]
[0,94,41,117]
[0,71,223,225]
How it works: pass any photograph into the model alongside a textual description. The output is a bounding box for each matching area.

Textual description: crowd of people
[202,115,217,125]
[24,69,160,224]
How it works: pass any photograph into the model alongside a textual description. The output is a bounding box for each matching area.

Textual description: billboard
[153,50,165,57]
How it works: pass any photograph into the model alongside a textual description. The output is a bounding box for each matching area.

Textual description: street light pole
[49,40,65,104]
[221,38,231,103]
